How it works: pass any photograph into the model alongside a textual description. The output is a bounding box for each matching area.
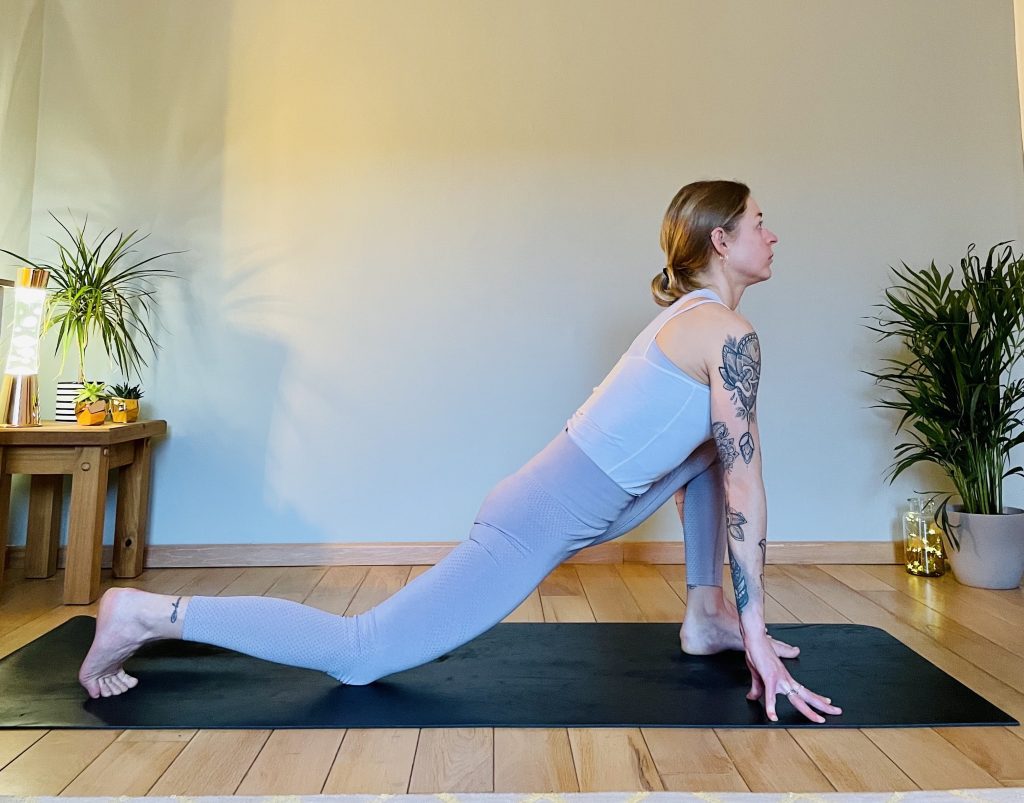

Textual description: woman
[80,180,842,724]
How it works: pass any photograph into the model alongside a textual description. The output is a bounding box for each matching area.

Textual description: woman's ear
[710,227,728,258]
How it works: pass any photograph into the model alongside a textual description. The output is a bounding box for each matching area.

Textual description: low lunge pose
[80,180,842,724]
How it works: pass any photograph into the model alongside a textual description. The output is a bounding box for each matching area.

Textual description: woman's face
[722,197,778,281]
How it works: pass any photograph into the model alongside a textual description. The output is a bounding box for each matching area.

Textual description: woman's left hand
[743,638,843,723]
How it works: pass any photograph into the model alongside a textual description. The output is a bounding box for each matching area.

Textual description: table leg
[0,448,10,589]
[113,437,152,578]
[25,474,63,578]
[65,445,110,604]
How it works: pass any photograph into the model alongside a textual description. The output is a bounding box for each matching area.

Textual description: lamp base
[0,374,40,427]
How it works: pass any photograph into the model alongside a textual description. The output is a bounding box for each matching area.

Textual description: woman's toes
[116,669,138,688]
[99,677,113,697]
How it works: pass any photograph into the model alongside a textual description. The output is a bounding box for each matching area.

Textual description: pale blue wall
[4,0,1024,550]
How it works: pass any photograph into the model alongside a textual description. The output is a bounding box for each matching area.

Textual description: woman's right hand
[743,638,842,723]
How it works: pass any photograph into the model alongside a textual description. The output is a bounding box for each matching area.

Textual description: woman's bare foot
[679,586,799,658]
[79,587,189,699]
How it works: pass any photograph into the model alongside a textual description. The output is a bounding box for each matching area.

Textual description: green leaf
[865,243,1024,515]
[13,212,185,383]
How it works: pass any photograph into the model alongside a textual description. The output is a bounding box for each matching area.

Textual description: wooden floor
[0,561,1023,796]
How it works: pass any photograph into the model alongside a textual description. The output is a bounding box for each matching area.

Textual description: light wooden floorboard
[715,729,834,793]
[235,729,343,795]
[61,730,195,797]
[494,729,579,793]
[615,562,685,622]
[934,726,1024,785]
[568,728,663,792]
[641,729,749,792]
[0,731,46,771]
[408,728,492,793]
[302,566,369,614]
[0,730,120,795]
[0,563,1019,795]
[860,728,1000,790]
[322,729,417,793]
[147,730,270,795]
[788,729,917,792]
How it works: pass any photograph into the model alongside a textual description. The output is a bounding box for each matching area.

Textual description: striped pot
[55,382,84,422]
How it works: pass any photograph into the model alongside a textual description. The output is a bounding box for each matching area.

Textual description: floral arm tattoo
[716,331,764,622]
[726,505,748,541]
[717,332,760,465]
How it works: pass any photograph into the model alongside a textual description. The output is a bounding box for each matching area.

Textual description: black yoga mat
[0,617,1016,730]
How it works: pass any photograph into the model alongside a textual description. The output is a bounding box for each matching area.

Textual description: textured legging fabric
[181,429,725,685]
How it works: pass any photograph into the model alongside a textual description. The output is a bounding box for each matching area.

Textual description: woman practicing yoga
[80,179,842,724]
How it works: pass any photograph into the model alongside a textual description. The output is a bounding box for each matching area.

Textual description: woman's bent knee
[327,666,382,685]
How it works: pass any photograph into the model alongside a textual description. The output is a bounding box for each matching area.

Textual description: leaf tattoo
[727,505,747,542]
[712,421,739,473]
[718,332,760,464]
[730,554,749,615]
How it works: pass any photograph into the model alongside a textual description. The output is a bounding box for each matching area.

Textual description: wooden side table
[0,420,167,604]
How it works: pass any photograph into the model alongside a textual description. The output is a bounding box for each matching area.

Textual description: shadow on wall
[5,0,300,547]
[150,271,296,544]
[104,0,301,546]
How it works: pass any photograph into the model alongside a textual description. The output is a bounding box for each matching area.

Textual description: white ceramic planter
[941,504,1024,589]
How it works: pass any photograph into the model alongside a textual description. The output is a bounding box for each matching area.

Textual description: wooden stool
[0,420,167,604]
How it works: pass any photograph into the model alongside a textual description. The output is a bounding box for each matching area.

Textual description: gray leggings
[182,428,725,684]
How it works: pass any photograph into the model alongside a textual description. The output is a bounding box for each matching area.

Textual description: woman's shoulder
[655,301,757,385]
[662,296,753,335]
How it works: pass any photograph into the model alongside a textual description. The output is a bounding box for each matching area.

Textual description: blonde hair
[651,180,750,307]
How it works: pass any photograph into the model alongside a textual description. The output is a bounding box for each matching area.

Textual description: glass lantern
[903,497,946,577]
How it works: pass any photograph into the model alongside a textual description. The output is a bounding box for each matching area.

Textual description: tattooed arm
[708,322,769,649]
[697,314,841,724]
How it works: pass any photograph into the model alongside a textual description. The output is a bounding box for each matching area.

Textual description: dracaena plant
[861,242,1024,550]
[0,212,182,384]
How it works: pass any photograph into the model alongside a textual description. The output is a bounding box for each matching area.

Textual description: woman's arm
[705,314,841,723]
[707,320,769,647]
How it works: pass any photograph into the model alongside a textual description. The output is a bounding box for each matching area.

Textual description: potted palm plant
[73,380,111,426]
[0,212,181,420]
[863,242,1024,589]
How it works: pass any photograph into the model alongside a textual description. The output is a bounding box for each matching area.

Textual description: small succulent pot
[75,399,108,426]
[110,397,140,423]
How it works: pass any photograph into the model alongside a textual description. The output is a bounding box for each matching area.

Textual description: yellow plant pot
[110,398,140,423]
[75,399,108,426]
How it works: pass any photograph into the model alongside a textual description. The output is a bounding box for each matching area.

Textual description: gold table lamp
[0,266,50,427]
